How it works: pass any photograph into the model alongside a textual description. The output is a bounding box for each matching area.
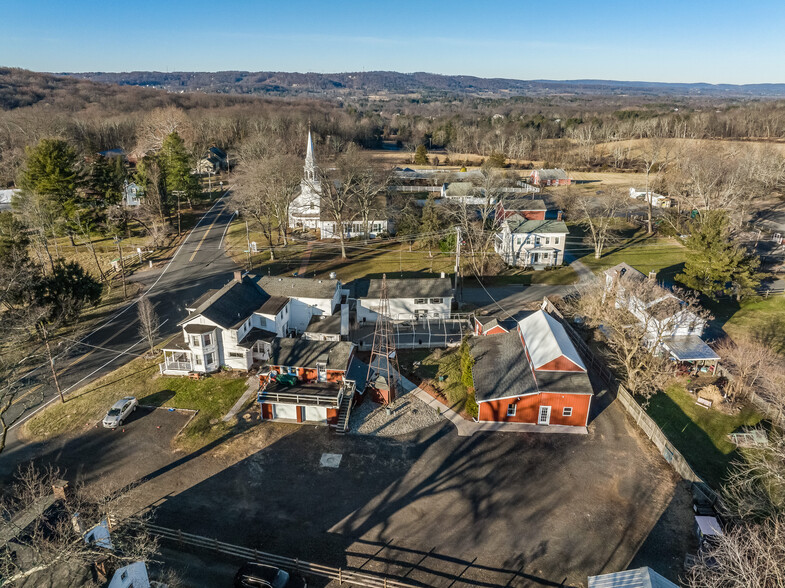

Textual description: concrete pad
[319,453,342,468]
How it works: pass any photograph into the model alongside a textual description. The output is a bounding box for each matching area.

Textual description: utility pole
[115,237,127,299]
[454,225,461,293]
[245,219,251,271]
[173,190,183,236]
[40,321,64,403]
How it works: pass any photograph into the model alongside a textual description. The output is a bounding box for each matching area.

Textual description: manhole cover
[320,453,342,468]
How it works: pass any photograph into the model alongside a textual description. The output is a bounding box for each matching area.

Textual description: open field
[722,295,785,350]
[590,137,785,161]
[21,347,248,451]
[644,383,766,489]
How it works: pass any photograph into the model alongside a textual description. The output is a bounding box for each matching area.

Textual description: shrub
[465,392,479,418]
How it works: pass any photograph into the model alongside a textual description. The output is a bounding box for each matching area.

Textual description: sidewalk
[221,375,258,422]
[400,373,588,437]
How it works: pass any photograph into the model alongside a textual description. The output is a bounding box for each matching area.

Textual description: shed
[588,567,678,588]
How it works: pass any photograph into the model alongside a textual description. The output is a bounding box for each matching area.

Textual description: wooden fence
[147,523,420,588]
[541,297,707,485]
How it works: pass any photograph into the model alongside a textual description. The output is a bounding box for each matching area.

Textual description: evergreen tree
[88,154,125,205]
[414,144,429,165]
[420,194,446,256]
[160,132,199,198]
[677,210,761,300]
[18,139,81,206]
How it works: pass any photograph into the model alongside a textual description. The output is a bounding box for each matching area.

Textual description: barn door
[537,406,551,425]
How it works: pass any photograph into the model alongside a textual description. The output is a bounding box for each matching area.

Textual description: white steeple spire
[304,127,316,182]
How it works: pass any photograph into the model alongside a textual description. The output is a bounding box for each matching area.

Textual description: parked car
[233,563,306,588]
[102,396,138,429]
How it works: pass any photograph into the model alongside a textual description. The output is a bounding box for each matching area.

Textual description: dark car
[233,563,307,588]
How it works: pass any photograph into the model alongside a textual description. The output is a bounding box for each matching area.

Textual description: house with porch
[603,262,719,370]
[258,338,356,425]
[160,272,342,375]
[470,309,593,427]
[495,215,569,267]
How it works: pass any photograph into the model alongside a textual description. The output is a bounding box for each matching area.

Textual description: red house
[258,339,356,426]
[470,310,593,427]
[530,169,571,187]
[496,198,547,221]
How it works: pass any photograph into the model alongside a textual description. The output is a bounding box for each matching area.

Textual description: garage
[303,406,326,423]
[272,404,299,420]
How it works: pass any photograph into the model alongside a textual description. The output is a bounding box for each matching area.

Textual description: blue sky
[2,0,784,84]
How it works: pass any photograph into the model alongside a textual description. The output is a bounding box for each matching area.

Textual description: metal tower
[366,273,399,405]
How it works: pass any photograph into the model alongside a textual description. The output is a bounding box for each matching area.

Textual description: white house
[603,262,719,366]
[160,272,342,375]
[288,131,391,239]
[629,187,671,208]
[122,182,143,207]
[357,277,454,323]
[495,216,569,267]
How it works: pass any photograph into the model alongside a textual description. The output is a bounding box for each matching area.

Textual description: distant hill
[60,70,785,98]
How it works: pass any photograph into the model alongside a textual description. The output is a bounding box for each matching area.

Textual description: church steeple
[304,128,316,182]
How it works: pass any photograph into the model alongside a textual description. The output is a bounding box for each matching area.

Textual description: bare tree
[135,106,194,157]
[137,296,159,356]
[559,188,627,259]
[341,145,392,239]
[0,463,162,585]
[714,335,783,403]
[687,515,785,588]
[638,137,671,234]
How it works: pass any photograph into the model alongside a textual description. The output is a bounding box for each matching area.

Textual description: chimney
[52,479,70,502]
[440,272,446,278]
[557,210,563,221]
[233,270,243,283]
[648,270,657,281]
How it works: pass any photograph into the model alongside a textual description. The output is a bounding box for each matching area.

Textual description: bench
[696,397,712,409]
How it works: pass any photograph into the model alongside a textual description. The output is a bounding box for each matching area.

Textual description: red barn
[470,310,592,427]
[473,315,516,336]
[496,198,548,221]
[530,169,571,187]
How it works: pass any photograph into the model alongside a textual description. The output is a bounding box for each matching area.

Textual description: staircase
[335,386,355,434]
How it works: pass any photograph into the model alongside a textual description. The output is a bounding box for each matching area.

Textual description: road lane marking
[218,210,237,248]
[188,205,225,262]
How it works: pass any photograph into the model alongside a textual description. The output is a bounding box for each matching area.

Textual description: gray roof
[535,371,593,395]
[662,336,720,361]
[257,296,289,316]
[469,332,537,402]
[588,567,678,588]
[361,278,453,300]
[237,328,277,348]
[179,276,267,329]
[502,198,547,211]
[305,313,342,335]
[183,323,217,335]
[443,181,477,197]
[534,168,568,181]
[268,339,354,371]
[603,262,646,283]
[254,275,339,300]
[506,218,569,235]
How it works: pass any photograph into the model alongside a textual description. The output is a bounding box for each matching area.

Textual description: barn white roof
[517,310,586,371]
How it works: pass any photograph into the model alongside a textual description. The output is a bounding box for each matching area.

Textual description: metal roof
[662,336,719,361]
[517,310,586,371]
[588,567,679,588]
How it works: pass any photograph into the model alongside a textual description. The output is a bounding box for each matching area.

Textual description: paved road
[2,192,238,455]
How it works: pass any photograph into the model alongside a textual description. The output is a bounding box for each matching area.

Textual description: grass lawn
[22,350,248,451]
[644,383,766,488]
[399,346,477,417]
[574,224,688,284]
[722,295,785,351]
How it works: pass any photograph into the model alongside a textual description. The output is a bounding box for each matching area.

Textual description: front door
[538,405,551,425]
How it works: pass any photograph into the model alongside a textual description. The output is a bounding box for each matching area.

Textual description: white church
[287,131,391,239]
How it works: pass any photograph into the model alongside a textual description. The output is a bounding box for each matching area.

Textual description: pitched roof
[257,295,289,316]
[588,567,678,588]
[179,276,267,329]
[534,168,568,180]
[502,198,547,211]
[254,275,339,300]
[535,371,593,395]
[517,310,586,371]
[360,278,453,300]
[506,218,569,235]
[603,262,646,283]
[268,339,354,371]
[443,181,477,197]
[237,327,277,348]
[469,332,538,401]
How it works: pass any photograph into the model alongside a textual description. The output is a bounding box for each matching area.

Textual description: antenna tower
[366,274,399,405]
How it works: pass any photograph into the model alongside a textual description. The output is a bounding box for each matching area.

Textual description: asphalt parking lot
[0,406,193,492]
[147,394,680,588]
